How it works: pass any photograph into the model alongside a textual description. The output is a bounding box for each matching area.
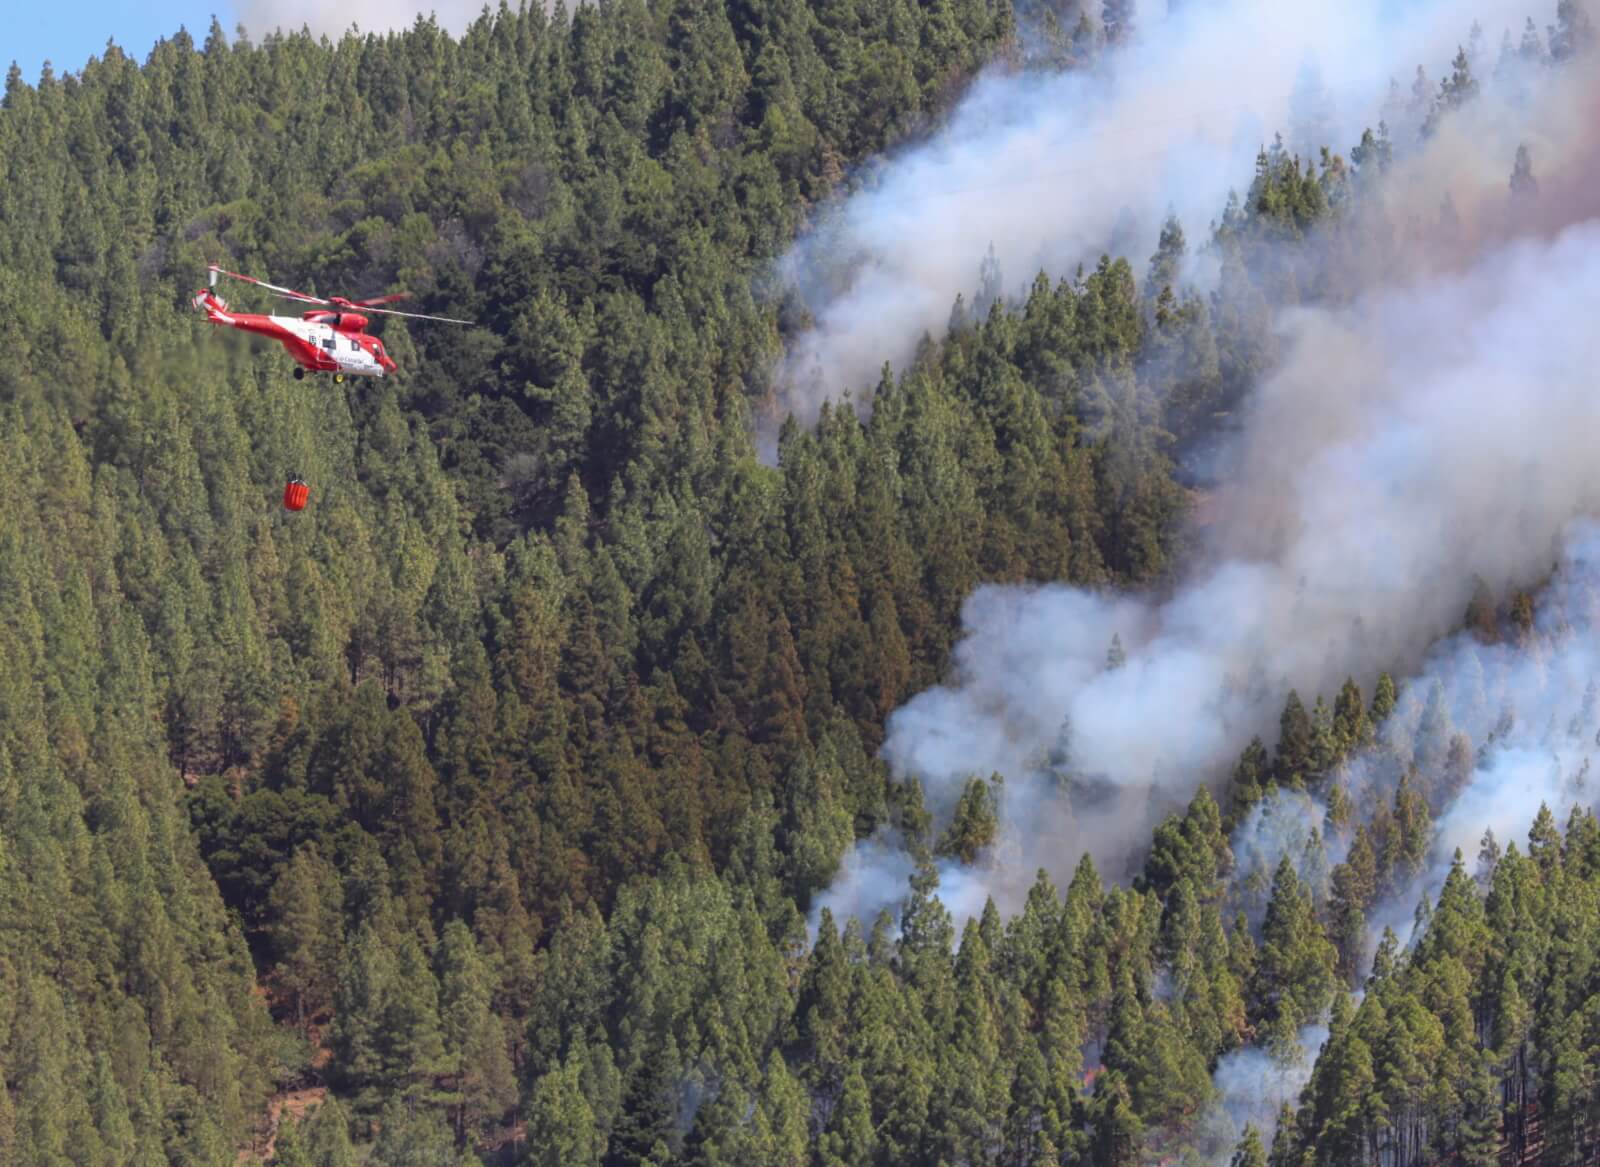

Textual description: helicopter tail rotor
[192,288,230,316]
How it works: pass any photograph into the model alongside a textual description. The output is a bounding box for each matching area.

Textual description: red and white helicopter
[191,263,471,383]
[192,264,471,510]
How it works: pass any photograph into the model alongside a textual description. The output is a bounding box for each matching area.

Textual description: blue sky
[6,3,484,83]
[7,4,239,83]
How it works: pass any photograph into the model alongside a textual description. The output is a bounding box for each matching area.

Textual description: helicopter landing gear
[293,367,306,381]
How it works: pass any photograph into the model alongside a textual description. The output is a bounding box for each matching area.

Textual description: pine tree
[1230,737,1271,818]
[1550,0,1597,60]
[1088,1070,1143,1166]
[366,1102,461,1166]
[1439,46,1479,110]
[605,1036,681,1167]
[1102,0,1133,46]
[527,1060,605,1167]
[817,1067,876,1166]
[270,1115,317,1167]
[1510,143,1539,201]
[1520,16,1546,61]
[1331,677,1368,752]
[1457,1048,1502,1166]
[1464,576,1498,643]
[436,920,517,1139]
[304,1099,357,1167]
[268,843,345,1031]
[1275,690,1314,787]
[329,924,399,1118]
[1230,1124,1268,1167]
[937,776,1000,863]
[1370,673,1398,724]
[1254,857,1336,1034]
[1144,216,1186,304]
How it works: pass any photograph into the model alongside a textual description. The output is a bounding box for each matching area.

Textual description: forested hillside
[0,0,1596,1164]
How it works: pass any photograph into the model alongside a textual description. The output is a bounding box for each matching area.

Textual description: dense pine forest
[1,0,1597,1164]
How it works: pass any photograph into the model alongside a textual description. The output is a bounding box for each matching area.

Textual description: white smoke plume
[1169,519,1600,1164]
[827,218,1600,927]
[1225,790,1345,926]
[772,0,1553,430]
[233,1,493,40]
[1186,519,1600,1155]
[1352,518,1600,899]
[813,39,1600,933]
[1195,1023,1330,1162]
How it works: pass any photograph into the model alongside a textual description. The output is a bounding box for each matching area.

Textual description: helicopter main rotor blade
[269,292,332,306]
[208,264,331,306]
[209,264,471,323]
[360,304,475,325]
[269,292,471,324]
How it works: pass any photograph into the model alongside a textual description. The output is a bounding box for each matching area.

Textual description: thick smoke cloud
[772,0,1550,430]
[812,35,1600,932]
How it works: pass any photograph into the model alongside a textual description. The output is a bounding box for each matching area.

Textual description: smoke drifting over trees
[771,0,1572,430]
[5,0,1600,1161]
[815,0,1600,936]
[780,0,1600,1149]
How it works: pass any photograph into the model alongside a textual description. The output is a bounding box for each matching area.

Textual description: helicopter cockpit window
[349,339,361,351]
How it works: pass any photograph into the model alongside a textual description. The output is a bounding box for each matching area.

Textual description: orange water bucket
[283,479,310,511]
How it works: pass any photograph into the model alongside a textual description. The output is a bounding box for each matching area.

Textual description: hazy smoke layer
[773,0,1547,427]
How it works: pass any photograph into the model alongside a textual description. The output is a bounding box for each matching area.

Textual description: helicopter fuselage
[192,289,394,377]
